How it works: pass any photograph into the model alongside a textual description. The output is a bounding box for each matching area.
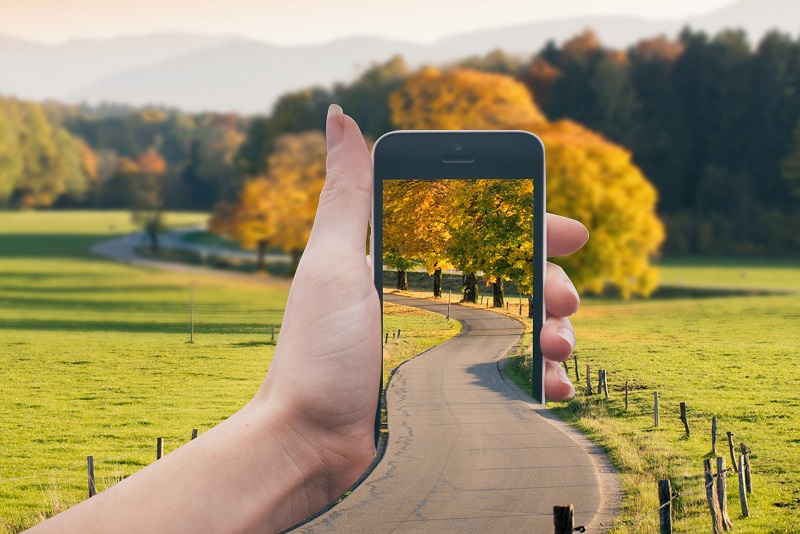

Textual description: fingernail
[556,326,575,350]
[327,104,344,150]
[565,279,580,306]
[556,365,576,397]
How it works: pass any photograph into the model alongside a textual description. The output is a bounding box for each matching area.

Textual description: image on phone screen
[378,176,539,393]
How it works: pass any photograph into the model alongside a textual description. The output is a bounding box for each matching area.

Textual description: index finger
[547,213,588,258]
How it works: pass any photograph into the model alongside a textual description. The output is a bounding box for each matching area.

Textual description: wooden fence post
[553,505,574,534]
[727,432,737,473]
[680,402,690,437]
[519,296,523,315]
[712,416,717,455]
[704,458,724,534]
[397,328,402,339]
[741,443,752,493]
[716,456,734,531]
[654,391,659,427]
[191,428,198,440]
[597,369,603,395]
[738,455,749,517]
[87,455,96,498]
[385,332,389,345]
[658,479,672,534]
[157,437,163,460]
[586,365,592,395]
[573,353,579,382]
[602,370,609,399]
[189,281,195,343]
[625,381,629,411]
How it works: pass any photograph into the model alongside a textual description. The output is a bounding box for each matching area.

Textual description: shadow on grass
[0,234,114,259]
[0,318,272,335]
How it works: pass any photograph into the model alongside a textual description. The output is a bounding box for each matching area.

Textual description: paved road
[92,235,620,532]
[298,295,619,533]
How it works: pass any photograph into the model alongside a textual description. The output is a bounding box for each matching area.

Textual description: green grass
[657,256,800,291]
[507,291,800,533]
[0,211,453,531]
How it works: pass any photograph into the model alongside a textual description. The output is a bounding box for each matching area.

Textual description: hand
[541,214,589,401]
[255,104,381,511]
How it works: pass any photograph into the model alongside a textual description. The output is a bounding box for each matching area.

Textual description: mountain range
[0,0,796,115]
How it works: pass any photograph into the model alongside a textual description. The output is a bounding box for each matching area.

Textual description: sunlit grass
[507,292,800,533]
[0,211,453,531]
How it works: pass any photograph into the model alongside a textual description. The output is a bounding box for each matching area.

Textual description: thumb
[305,104,373,255]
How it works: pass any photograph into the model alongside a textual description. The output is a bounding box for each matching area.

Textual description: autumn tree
[213,131,327,273]
[389,67,547,130]
[448,179,534,308]
[128,147,167,252]
[383,180,453,297]
[388,66,664,298]
[532,119,664,297]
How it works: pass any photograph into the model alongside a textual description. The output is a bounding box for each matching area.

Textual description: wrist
[249,391,376,521]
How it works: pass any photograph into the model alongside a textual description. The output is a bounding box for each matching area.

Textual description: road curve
[297,294,619,533]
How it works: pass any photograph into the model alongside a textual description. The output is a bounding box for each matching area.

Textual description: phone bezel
[370,130,547,440]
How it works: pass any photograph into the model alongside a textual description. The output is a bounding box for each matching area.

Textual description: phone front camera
[454,144,463,151]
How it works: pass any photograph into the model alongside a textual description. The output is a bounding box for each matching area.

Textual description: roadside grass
[0,211,453,531]
[506,293,800,533]
[389,264,800,532]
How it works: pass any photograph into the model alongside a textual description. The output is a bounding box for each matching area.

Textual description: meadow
[506,279,800,532]
[0,212,454,531]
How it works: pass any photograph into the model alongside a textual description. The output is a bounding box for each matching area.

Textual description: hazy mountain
[0,33,235,100]
[1,0,797,114]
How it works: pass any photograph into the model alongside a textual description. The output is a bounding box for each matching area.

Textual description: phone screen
[371,131,545,446]
[378,177,539,383]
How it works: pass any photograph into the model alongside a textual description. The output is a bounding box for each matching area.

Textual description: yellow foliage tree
[387,67,664,297]
[389,67,547,130]
[526,119,664,297]
[212,131,327,272]
[383,179,453,297]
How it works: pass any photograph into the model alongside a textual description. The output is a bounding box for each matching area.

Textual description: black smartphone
[370,130,546,443]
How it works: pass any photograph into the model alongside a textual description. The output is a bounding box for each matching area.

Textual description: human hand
[255,104,381,514]
[541,214,589,401]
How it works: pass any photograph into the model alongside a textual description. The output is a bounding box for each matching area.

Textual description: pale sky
[0,0,737,45]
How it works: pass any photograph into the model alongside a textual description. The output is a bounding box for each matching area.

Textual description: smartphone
[370,130,546,445]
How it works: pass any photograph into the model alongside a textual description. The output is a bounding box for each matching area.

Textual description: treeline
[238,28,800,256]
[0,99,245,211]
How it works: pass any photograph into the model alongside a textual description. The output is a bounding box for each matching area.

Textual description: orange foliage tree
[211,131,326,272]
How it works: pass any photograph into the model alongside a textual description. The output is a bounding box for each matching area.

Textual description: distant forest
[1,27,798,256]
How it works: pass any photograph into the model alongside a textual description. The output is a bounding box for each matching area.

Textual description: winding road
[92,234,620,533]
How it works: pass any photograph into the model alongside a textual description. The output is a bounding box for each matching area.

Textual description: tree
[0,102,22,205]
[389,67,547,130]
[532,120,664,297]
[130,148,167,253]
[214,131,327,273]
[383,180,453,297]
[781,118,800,198]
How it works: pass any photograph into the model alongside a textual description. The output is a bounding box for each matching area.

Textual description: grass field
[0,211,454,531]
[657,256,800,291]
[506,289,800,532]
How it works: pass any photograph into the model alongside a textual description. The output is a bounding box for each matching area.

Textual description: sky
[0,0,738,45]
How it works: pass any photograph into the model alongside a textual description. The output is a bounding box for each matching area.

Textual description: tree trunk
[397,270,408,290]
[528,294,535,318]
[256,240,267,271]
[433,268,442,298]
[463,272,478,303]
[493,278,504,307]
[148,227,160,253]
